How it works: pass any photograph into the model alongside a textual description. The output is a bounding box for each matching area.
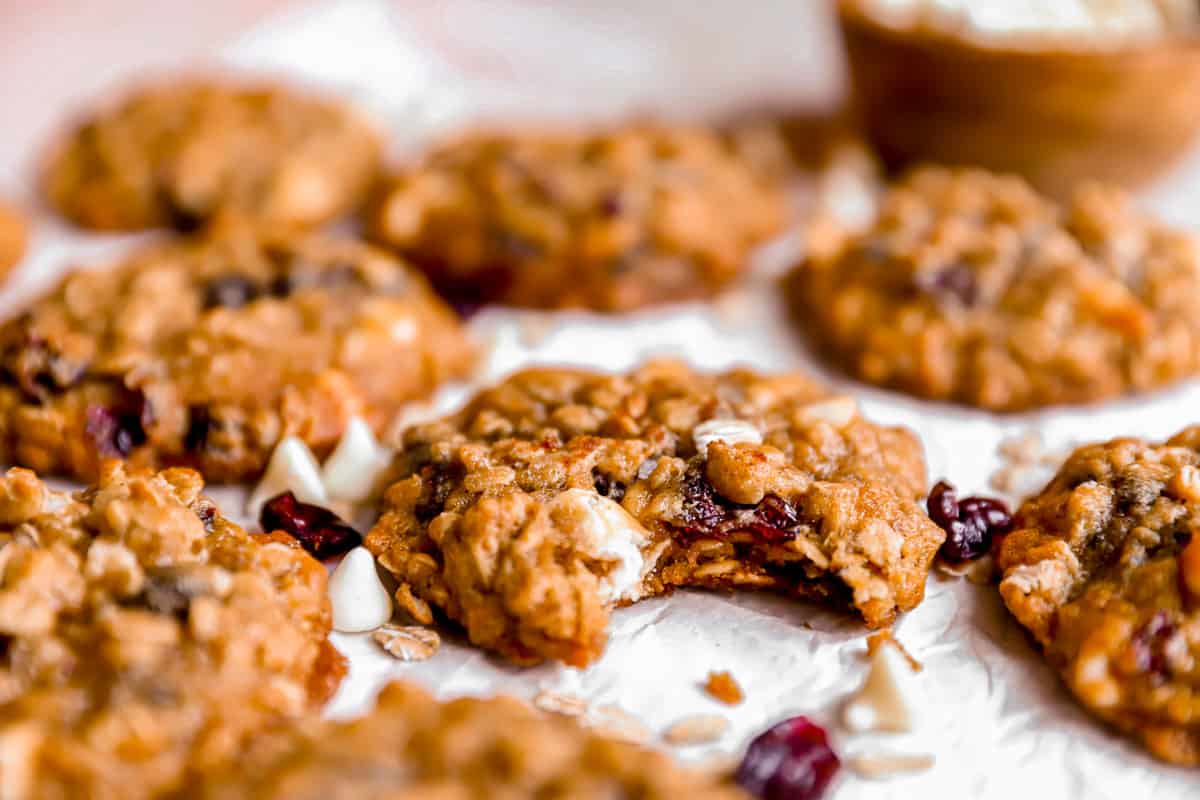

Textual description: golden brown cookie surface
[44,80,381,231]
[0,220,475,482]
[0,463,343,799]
[368,125,787,311]
[996,427,1200,765]
[790,167,1200,411]
[197,680,748,799]
[366,360,942,666]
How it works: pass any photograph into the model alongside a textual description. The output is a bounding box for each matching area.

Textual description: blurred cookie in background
[790,166,1200,411]
[367,123,788,312]
[0,198,27,278]
[42,80,381,231]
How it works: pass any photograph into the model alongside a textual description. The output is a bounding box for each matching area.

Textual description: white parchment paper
[10,2,1200,796]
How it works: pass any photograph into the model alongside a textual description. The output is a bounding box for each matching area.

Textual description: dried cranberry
[679,466,726,534]
[598,190,624,217]
[922,263,978,306]
[194,502,217,532]
[85,389,148,458]
[161,191,205,233]
[747,494,802,543]
[1131,611,1177,682]
[592,469,626,503]
[202,275,261,310]
[259,491,361,560]
[736,716,840,800]
[927,480,1011,562]
[184,406,211,452]
[413,462,462,523]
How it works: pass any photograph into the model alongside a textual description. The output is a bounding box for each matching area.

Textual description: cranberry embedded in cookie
[43,80,382,230]
[366,124,788,311]
[0,220,475,483]
[789,166,1200,411]
[995,427,1200,765]
[364,360,944,667]
[0,462,343,799]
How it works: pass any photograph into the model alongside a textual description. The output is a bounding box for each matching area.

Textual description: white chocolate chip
[328,547,393,633]
[692,419,762,458]
[247,436,327,518]
[321,417,394,503]
[550,489,653,603]
[796,396,859,428]
[843,639,923,733]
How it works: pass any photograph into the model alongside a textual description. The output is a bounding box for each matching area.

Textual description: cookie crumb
[533,689,590,718]
[663,714,729,746]
[847,752,935,779]
[372,624,440,662]
[865,631,921,672]
[584,704,652,745]
[934,553,996,585]
[703,671,745,705]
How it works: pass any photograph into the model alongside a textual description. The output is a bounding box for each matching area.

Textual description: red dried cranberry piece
[1131,611,1177,682]
[748,494,801,543]
[736,716,840,800]
[679,467,726,534]
[921,263,978,306]
[85,389,149,458]
[259,491,361,561]
[926,481,959,529]
[927,480,1011,562]
[592,468,627,503]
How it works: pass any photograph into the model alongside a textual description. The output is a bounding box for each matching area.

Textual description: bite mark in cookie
[365,360,943,666]
[995,427,1200,764]
[0,462,342,799]
[790,166,1200,410]
[0,220,475,483]
[367,124,787,311]
[43,80,381,230]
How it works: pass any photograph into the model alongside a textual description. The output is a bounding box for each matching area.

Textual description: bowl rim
[837,0,1200,59]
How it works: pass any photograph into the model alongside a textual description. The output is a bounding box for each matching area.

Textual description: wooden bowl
[838,2,1200,197]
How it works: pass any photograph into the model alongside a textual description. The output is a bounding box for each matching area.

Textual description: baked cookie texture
[43,80,381,231]
[0,199,27,278]
[0,463,343,799]
[790,166,1200,411]
[0,220,474,483]
[198,680,747,799]
[995,428,1200,765]
[367,125,788,311]
[365,360,943,666]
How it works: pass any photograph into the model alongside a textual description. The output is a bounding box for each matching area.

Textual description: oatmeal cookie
[0,220,474,482]
[43,80,381,231]
[995,428,1200,764]
[0,462,343,799]
[198,680,746,799]
[365,360,942,666]
[0,199,26,278]
[366,124,787,311]
[789,166,1200,411]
